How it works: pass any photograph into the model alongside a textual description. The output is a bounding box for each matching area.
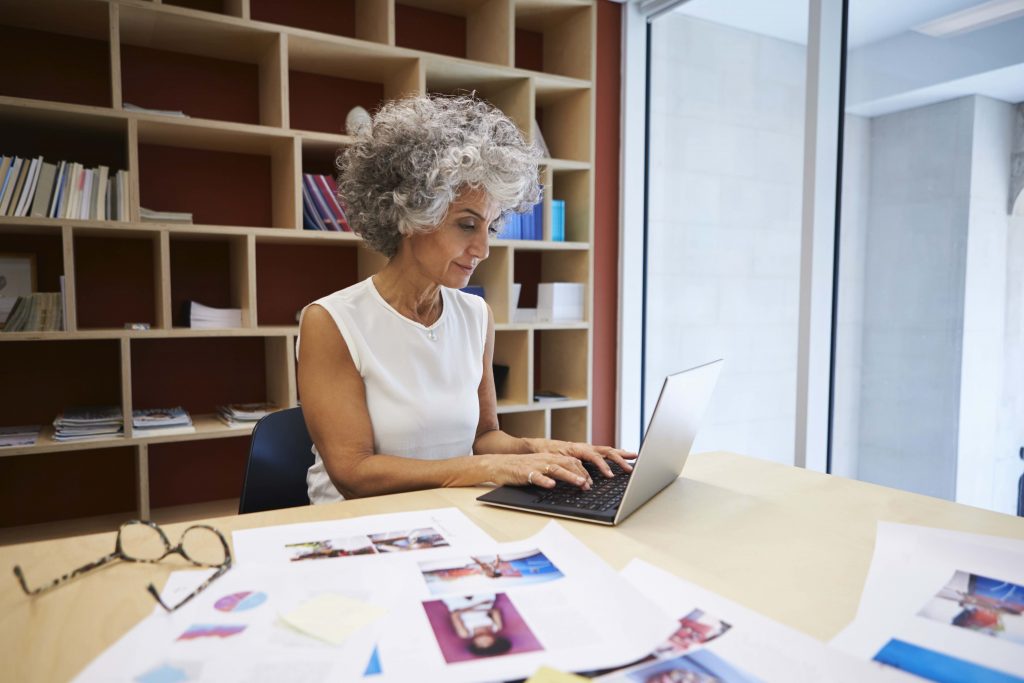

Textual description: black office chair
[239,406,315,515]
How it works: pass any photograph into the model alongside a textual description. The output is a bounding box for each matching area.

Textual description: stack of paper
[0,425,41,448]
[218,402,278,427]
[132,407,195,436]
[139,207,193,224]
[184,300,242,329]
[53,406,123,441]
[538,282,584,323]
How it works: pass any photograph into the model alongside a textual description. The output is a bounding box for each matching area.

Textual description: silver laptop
[477,359,722,525]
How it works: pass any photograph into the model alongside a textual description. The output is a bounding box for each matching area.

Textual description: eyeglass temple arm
[13,551,121,596]
[146,561,232,613]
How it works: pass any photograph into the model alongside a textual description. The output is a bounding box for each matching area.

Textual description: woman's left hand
[527,439,637,479]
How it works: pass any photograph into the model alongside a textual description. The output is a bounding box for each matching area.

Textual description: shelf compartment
[0,104,130,189]
[255,242,359,326]
[0,339,123,427]
[0,447,136,528]
[169,234,252,328]
[397,0,512,66]
[469,244,511,323]
[493,329,530,404]
[512,248,588,317]
[534,328,587,401]
[147,435,249,508]
[549,167,591,243]
[498,409,546,439]
[426,72,532,137]
[0,0,113,108]
[514,1,592,80]
[535,87,590,163]
[130,336,275,421]
[252,0,390,43]
[74,232,159,330]
[0,230,66,309]
[549,404,587,443]
[136,121,296,229]
[118,3,283,126]
[288,34,423,135]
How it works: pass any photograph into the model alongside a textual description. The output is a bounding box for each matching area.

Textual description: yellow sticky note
[525,666,589,683]
[281,593,387,646]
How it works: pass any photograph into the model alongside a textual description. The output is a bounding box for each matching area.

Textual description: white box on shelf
[537,282,584,322]
[513,307,538,323]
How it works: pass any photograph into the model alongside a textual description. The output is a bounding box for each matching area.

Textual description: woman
[442,593,510,657]
[298,95,634,503]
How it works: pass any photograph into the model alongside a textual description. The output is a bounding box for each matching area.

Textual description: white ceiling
[672,0,999,47]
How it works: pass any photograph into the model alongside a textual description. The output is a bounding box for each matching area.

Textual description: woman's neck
[373,256,443,326]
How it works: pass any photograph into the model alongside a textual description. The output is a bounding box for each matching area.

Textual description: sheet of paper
[831,522,1024,682]
[371,522,678,683]
[605,559,916,682]
[525,666,590,683]
[281,593,387,646]
[72,558,412,683]
[231,507,495,566]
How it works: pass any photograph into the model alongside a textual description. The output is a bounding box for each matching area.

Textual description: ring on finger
[544,464,552,475]
[527,471,536,485]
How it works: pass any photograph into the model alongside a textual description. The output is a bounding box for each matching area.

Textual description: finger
[558,455,593,484]
[526,469,554,489]
[571,448,614,478]
[543,463,590,490]
[597,447,635,473]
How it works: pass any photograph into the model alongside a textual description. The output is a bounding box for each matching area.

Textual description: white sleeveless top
[299,277,488,503]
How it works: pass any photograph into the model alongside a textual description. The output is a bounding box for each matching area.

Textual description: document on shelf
[231,507,497,566]
[369,522,677,683]
[601,559,917,683]
[831,523,1024,682]
[72,559,408,683]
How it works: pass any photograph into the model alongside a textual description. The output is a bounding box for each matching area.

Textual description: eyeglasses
[13,519,232,612]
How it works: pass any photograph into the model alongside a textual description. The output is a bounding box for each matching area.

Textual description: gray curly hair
[336,94,542,258]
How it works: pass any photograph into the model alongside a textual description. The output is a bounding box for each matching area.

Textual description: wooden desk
[2,452,1022,683]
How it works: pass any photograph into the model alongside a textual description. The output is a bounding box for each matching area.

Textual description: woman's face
[406,187,500,289]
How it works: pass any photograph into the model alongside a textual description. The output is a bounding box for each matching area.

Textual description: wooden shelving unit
[0,0,596,527]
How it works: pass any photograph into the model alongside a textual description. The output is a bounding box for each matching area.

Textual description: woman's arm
[473,305,637,485]
[298,305,591,498]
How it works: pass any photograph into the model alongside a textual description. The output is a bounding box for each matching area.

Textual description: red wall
[593,1,621,447]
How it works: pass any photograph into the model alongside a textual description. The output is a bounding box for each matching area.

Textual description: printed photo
[655,609,732,656]
[286,535,376,561]
[370,527,449,552]
[420,549,564,595]
[875,638,1024,682]
[619,649,762,683]
[422,592,543,664]
[918,570,1024,645]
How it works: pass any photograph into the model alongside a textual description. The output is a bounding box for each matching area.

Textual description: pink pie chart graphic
[214,591,267,612]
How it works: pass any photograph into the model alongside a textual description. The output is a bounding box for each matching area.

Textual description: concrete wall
[856,96,974,500]
[646,15,804,464]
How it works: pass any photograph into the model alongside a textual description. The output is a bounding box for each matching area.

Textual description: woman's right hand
[480,453,593,490]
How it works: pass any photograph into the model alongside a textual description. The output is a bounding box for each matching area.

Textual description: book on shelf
[1,292,65,332]
[301,173,352,232]
[0,425,41,448]
[53,406,124,441]
[551,199,566,242]
[140,207,194,224]
[132,406,196,435]
[123,102,189,118]
[460,285,485,298]
[500,201,544,241]
[183,300,242,329]
[218,402,278,427]
[0,154,127,221]
[533,390,570,402]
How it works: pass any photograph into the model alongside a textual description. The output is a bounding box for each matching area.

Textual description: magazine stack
[132,407,195,436]
[53,406,124,441]
[218,402,278,428]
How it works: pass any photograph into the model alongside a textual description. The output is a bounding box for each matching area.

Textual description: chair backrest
[239,406,315,515]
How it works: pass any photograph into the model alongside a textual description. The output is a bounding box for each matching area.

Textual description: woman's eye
[487,226,499,236]
[460,222,476,231]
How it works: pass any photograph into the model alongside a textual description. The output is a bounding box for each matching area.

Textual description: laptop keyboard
[534,461,631,512]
